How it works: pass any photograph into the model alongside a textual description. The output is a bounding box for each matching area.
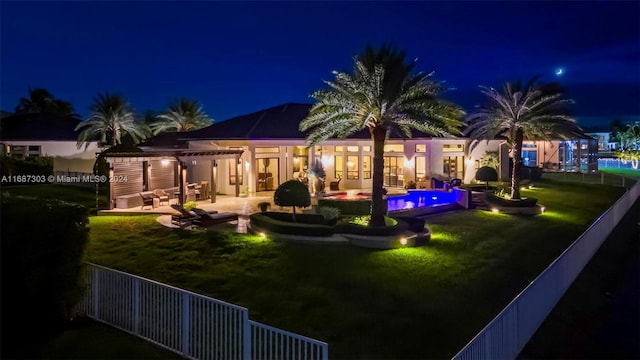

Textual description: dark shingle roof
[0,110,13,119]
[177,102,435,141]
[0,113,83,141]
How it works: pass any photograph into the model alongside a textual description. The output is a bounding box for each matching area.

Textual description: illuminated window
[415,144,426,153]
[362,146,371,152]
[363,156,371,179]
[347,156,359,179]
[255,147,279,153]
[384,144,404,152]
[347,146,358,152]
[335,155,343,179]
[415,156,426,181]
[335,146,344,152]
[443,144,464,152]
[229,160,243,185]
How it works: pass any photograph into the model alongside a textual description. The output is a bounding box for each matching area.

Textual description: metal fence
[452,179,640,360]
[543,171,637,187]
[76,263,328,360]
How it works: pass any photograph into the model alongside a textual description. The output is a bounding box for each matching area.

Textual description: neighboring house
[0,113,101,174]
[585,131,618,156]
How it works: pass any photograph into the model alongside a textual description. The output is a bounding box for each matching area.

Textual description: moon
[555,67,565,76]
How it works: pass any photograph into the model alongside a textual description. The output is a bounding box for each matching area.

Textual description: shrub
[249,213,334,236]
[183,201,197,210]
[316,206,341,225]
[475,166,498,184]
[392,216,426,233]
[521,166,543,181]
[335,217,408,236]
[1,194,89,358]
[274,180,311,221]
[0,155,54,178]
[317,198,387,216]
[485,191,538,207]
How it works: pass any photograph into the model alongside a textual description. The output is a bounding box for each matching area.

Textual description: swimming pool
[387,190,458,211]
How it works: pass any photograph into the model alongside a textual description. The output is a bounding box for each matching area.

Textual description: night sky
[1,1,639,128]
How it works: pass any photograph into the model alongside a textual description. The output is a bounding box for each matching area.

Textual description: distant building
[0,113,101,174]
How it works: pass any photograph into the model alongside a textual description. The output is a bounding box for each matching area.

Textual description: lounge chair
[329,177,341,191]
[170,204,204,227]
[153,189,170,206]
[191,208,238,227]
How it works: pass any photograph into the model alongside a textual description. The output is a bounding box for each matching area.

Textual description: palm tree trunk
[511,128,524,200]
[370,127,387,227]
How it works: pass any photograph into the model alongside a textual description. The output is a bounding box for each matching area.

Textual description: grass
[42,320,182,359]
[599,167,640,179]
[1,183,108,210]
[543,169,638,187]
[82,177,627,359]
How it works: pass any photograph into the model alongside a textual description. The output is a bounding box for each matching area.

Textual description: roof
[0,110,13,119]
[176,102,438,142]
[0,113,83,141]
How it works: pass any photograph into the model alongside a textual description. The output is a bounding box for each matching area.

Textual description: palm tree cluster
[149,98,212,135]
[15,88,78,118]
[614,123,640,161]
[303,45,581,224]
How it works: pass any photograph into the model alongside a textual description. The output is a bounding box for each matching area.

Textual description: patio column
[108,165,115,209]
[235,156,241,197]
[177,160,185,205]
[210,160,217,203]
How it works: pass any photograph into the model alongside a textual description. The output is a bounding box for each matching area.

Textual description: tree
[150,98,213,134]
[15,88,78,117]
[274,180,311,222]
[300,44,464,226]
[75,93,150,148]
[466,76,583,200]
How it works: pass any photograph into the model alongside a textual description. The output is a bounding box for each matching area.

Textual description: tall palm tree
[15,88,78,117]
[150,98,213,134]
[466,76,583,199]
[300,44,465,227]
[75,93,149,149]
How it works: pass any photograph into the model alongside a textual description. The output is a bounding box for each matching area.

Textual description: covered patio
[104,147,244,210]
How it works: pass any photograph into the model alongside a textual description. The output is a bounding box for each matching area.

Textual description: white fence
[75,263,328,360]
[452,180,640,360]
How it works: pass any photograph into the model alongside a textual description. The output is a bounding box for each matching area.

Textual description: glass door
[443,156,464,179]
[255,158,279,191]
[383,156,404,187]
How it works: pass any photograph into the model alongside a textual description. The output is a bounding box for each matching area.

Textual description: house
[105,103,596,209]
[0,113,101,175]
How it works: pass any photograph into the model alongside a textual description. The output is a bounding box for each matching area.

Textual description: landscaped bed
[82,178,626,359]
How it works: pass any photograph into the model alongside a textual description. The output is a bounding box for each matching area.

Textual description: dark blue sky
[2,1,639,127]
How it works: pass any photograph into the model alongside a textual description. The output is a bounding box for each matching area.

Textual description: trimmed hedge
[0,155,54,178]
[485,191,538,207]
[1,194,89,358]
[318,198,388,216]
[250,213,334,236]
[391,216,426,233]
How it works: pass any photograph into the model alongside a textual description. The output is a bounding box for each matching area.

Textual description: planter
[485,191,538,207]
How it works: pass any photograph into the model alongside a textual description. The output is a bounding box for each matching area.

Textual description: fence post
[182,292,190,358]
[243,310,251,360]
[622,176,626,188]
[134,278,141,334]
[93,267,100,319]
[601,172,604,185]
[582,172,585,183]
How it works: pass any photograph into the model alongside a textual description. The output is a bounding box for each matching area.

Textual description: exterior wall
[1,140,101,173]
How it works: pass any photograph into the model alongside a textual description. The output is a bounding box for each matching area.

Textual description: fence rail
[453,179,640,360]
[76,263,328,360]
[543,171,637,187]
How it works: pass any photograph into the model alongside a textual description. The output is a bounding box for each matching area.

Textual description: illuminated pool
[387,190,458,211]
[323,190,458,212]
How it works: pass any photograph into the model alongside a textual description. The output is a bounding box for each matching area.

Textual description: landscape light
[259,232,266,239]
[431,196,437,200]
[540,206,545,213]
[400,238,407,245]
[491,208,500,214]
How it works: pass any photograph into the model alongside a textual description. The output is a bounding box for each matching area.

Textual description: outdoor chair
[329,177,341,191]
[191,208,238,228]
[139,192,156,210]
[153,189,170,206]
[450,178,462,187]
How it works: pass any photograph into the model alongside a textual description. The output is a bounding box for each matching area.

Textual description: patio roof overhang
[104,149,244,163]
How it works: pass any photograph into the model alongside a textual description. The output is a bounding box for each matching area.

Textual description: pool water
[387,190,457,211]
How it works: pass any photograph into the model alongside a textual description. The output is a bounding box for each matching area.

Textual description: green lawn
[599,167,640,179]
[543,169,638,187]
[2,183,107,210]
[84,178,626,359]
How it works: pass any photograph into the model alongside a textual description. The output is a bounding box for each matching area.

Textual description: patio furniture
[198,181,209,200]
[170,204,204,227]
[329,177,341,191]
[450,178,462,187]
[139,192,156,210]
[153,189,170,206]
[191,208,239,228]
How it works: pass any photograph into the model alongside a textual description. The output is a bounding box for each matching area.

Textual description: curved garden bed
[484,191,543,215]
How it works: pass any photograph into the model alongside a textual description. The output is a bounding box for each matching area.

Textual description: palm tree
[300,44,465,226]
[150,98,213,134]
[75,93,149,149]
[466,77,583,200]
[15,88,78,117]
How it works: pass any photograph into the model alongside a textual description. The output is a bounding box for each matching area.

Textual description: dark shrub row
[335,218,409,236]
[250,213,334,236]
[1,194,89,358]
[0,155,54,177]
[318,198,388,215]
